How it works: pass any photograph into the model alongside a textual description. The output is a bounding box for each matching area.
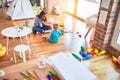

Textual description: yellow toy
[87,48,94,52]
[98,50,106,56]
[112,56,118,63]
[0,43,6,57]
[94,48,99,55]
[19,24,25,29]
[60,20,64,27]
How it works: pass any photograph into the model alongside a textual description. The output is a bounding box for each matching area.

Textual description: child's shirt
[49,30,61,43]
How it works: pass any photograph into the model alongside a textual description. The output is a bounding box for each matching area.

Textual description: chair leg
[22,52,26,62]
[84,28,92,38]
[13,52,17,63]
[28,49,31,59]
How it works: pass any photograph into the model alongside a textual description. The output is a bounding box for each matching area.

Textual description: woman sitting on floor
[32,10,52,34]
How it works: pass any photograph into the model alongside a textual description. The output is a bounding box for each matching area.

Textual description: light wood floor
[0,9,120,80]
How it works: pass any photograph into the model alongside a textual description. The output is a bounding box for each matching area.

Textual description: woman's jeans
[33,25,51,33]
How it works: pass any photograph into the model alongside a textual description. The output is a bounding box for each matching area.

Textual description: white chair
[13,44,31,63]
[84,14,97,38]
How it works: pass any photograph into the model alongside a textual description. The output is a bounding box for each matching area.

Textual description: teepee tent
[7,0,35,20]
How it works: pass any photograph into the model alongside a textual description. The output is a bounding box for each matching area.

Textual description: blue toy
[47,74,52,80]
[79,52,88,57]
[83,54,92,60]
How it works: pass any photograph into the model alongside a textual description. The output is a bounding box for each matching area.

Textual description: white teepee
[7,0,35,20]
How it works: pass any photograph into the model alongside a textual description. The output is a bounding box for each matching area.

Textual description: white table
[1,26,32,55]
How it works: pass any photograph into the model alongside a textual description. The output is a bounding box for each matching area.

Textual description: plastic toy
[29,77,36,80]
[83,54,92,60]
[0,44,6,57]
[87,48,94,52]
[20,72,29,79]
[118,56,120,64]
[79,52,87,57]
[87,52,94,56]
[50,74,61,80]
[112,56,118,63]
[3,36,7,39]
[49,70,59,77]
[26,70,37,80]
[81,46,85,52]
[9,37,14,40]
[33,70,42,80]
[48,17,55,24]
[60,20,64,27]
[94,48,99,55]
[98,50,106,56]
[72,53,82,61]
[78,34,81,38]
[47,74,52,80]
[19,24,25,29]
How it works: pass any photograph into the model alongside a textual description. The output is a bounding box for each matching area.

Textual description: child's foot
[33,30,36,34]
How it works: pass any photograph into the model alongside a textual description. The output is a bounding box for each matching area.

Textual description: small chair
[13,44,31,63]
[84,14,97,38]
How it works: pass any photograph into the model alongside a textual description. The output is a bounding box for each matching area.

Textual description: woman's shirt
[34,17,45,27]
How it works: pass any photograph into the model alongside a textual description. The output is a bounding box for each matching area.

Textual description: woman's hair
[37,10,46,18]
[37,10,47,22]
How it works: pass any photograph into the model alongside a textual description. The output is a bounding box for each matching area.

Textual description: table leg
[6,37,9,55]
[25,35,31,54]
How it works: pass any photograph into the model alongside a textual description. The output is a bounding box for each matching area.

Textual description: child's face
[41,15,46,21]
[53,25,58,30]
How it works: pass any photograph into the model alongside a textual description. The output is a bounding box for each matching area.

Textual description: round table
[1,26,32,55]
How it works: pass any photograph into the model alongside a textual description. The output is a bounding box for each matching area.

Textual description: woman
[32,10,51,34]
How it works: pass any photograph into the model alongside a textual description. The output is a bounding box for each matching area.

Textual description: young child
[32,10,52,34]
[48,23,61,43]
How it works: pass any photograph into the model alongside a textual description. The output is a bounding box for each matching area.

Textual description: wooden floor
[0,9,120,80]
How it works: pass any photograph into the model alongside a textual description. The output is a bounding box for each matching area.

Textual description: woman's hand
[38,23,43,27]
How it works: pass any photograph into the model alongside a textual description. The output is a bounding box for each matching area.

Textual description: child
[32,10,52,34]
[48,23,61,43]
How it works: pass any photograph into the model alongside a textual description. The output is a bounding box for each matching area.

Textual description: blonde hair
[53,23,59,30]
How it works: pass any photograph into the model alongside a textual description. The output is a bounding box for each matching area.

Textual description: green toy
[49,70,59,77]
[72,53,82,61]
[19,24,25,29]
[81,46,85,52]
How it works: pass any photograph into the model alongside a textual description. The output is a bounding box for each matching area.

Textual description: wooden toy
[50,74,61,80]
[0,44,6,57]
[112,56,118,63]
[20,72,29,79]
[94,48,99,55]
[49,70,59,77]
[47,74,52,80]
[98,50,106,55]
[33,70,42,80]
[72,53,82,61]
[60,20,64,27]
[81,46,85,52]
[26,70,37,80]
[87,52,94,56]
[87,48,94,52]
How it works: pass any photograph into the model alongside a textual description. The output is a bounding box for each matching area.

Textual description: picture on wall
[101,0,110,9]
[98,10,108,25]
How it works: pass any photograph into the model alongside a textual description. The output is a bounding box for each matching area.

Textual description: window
[111,11,120,52]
